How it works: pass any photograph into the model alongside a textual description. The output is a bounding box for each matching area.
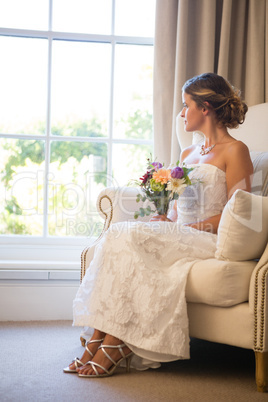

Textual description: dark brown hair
[182,73,248,129]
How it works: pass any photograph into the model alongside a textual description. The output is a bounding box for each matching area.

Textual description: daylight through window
[0,0,155,241]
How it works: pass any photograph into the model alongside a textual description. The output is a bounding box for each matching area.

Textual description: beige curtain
[153,0,268,165]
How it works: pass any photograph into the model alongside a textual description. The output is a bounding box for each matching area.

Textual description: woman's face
[180,92,205,132]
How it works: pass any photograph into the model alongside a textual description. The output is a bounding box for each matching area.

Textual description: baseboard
[0,282,80,321]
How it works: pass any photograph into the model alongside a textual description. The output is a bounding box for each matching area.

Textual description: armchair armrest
[81,186,150,281]
[249,241,268,352]
[96,186,148,226]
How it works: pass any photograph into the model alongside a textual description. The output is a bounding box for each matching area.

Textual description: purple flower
[151,161,163,170]
[171,166,184,179]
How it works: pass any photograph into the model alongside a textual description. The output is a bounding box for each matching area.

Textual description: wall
[0,242,85,321]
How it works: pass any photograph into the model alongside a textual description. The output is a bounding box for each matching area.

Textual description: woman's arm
[225,141,253,198]
[185,214,221,234]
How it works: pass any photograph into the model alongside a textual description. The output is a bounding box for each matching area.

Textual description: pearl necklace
[200,144,216,155]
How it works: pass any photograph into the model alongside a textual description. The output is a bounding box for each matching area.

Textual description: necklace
[200,144,216,155]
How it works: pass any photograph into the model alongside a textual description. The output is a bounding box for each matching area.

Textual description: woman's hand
[149,214,172,222]
[149,201,177,222]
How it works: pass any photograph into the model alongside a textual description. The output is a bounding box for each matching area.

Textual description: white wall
[0,267,80,320]
[0,281,79,321]
[0,239,89,321]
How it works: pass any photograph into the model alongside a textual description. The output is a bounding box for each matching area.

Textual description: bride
[64,73,253,378]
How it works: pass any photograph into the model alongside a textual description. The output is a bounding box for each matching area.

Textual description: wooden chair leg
[255,351,268,392]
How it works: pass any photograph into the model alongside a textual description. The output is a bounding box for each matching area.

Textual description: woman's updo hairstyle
[182,73,248,129]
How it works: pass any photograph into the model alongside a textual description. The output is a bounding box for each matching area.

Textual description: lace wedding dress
[73,164,227,369]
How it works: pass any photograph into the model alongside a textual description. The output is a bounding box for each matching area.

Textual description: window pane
[0,138,45,235]
[51,41,110,137]
[113,44,153,140]
[112,143,153,186]
[0,0,48,30]
[48,141,107,237]
[115,0,156,37]
[0,1,155,242]
[53,0,112,35]
[0,36,47,135]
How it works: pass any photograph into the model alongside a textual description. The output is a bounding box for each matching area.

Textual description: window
[0,0,155,252]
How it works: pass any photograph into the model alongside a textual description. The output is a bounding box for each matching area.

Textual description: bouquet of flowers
[133,158,194,219]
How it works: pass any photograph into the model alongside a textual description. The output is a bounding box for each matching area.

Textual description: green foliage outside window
[0,109,152,236]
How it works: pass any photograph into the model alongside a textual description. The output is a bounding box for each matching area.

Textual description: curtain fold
[153,0,178,165]
[153,0,268,165]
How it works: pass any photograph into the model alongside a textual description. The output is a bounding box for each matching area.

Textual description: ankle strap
[99,343,127,364]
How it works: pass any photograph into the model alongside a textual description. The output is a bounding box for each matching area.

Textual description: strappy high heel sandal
[63,338,104,373]
[78,343,133,378]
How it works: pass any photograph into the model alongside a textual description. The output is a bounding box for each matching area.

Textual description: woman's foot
[65,330,106,372]
[77,334,132,377]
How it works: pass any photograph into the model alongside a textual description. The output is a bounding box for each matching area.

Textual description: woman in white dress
[64,73,253,377]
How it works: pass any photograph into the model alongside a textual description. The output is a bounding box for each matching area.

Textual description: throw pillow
[215,189,268,261]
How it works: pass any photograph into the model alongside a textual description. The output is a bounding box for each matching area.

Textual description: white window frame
[0,0,154,276]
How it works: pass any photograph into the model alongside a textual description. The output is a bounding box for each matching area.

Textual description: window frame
[0,1,154,264]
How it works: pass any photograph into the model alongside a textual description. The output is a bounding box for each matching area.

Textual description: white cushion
[215,189,268,261]
[186,258,256,306]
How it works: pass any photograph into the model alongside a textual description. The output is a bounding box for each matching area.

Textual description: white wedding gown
[73,164,227,369]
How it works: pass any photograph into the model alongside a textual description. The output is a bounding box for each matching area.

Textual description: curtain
[153,0,268,165]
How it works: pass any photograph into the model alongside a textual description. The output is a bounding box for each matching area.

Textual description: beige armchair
[80,103,268,392]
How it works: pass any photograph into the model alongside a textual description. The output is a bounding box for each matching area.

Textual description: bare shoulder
[226,139,249,152]
[225,140,252,163]
[181,144,197,162]
[225,140,253,196]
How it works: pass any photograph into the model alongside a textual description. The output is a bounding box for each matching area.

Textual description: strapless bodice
[177,163,227,225]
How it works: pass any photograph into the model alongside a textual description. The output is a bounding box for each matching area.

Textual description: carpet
[0,321,266,402]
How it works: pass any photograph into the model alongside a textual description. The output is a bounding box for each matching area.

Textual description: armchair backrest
[230,103,268,152]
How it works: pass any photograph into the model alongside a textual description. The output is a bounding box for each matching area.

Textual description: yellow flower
[166,178,187,197]
[152,168,171,184]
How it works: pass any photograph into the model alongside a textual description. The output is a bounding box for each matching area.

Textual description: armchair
[80,103,268,392]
